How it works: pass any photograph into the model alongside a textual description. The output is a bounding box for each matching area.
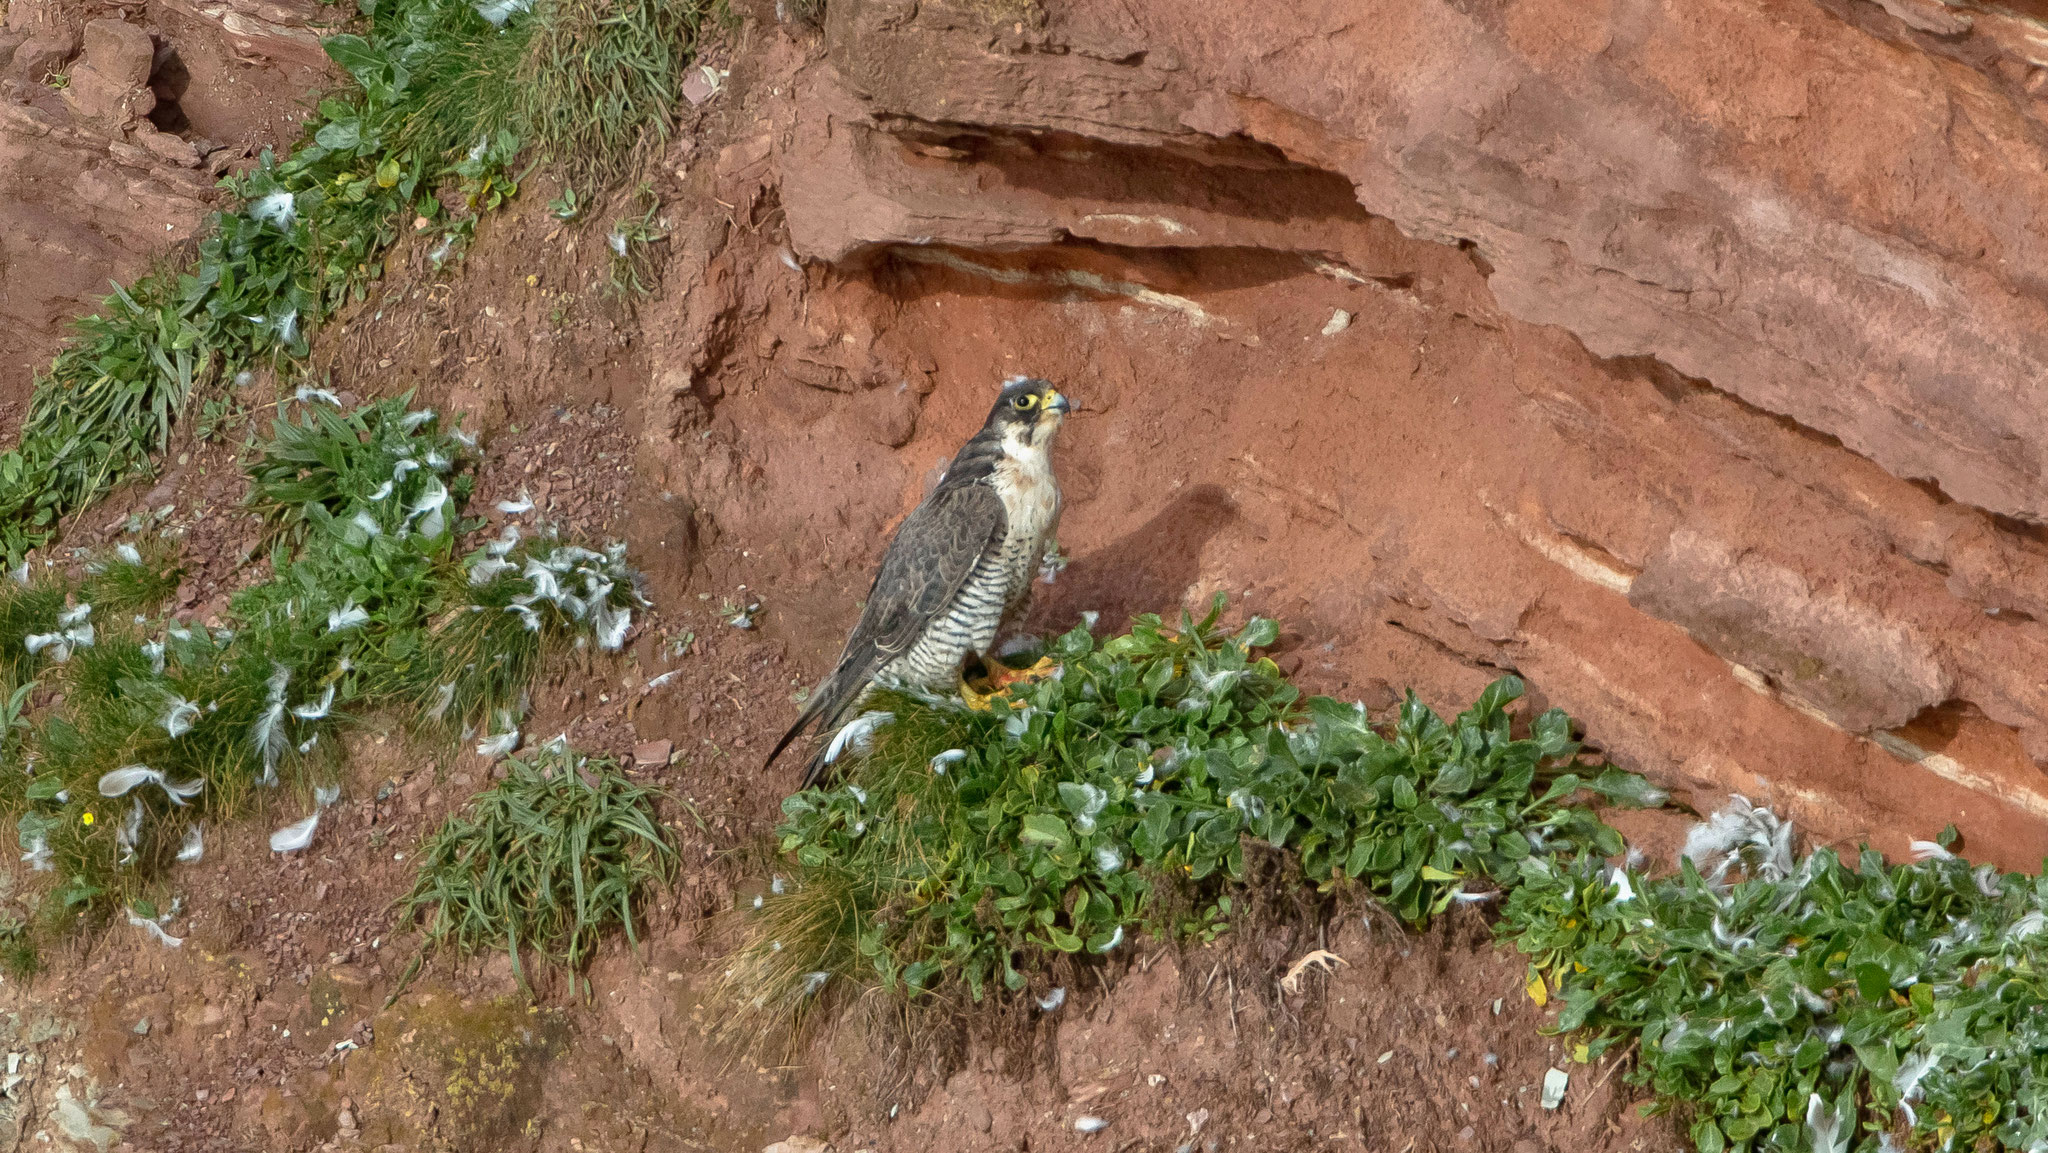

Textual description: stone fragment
[1871,0,1971,35]
[62,63,155,125]
[82,19,156,87]
[134,125,202,167]
[8,30,80,85]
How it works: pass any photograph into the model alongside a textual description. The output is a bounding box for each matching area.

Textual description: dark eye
[1013,394,1037,410]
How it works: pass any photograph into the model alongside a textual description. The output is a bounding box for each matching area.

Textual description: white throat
[993,421,1061,537]
[999,422,1055,477]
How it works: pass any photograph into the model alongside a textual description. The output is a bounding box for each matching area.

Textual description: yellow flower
[81,811,94,826]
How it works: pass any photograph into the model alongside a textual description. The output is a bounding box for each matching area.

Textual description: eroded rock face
[717,0,2048,862]
[0,0,330,420]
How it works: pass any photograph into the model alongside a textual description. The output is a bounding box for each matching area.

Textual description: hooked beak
[1048,391,1072,415]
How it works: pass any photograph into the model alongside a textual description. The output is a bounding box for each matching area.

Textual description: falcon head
[987,377,1071,452]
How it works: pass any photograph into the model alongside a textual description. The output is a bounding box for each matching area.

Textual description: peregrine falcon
[767,376,1072,785]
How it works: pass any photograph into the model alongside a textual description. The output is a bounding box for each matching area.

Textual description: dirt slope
[6,0,2048,1151]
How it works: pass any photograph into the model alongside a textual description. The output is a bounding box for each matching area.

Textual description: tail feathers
[797,743,834,790]
[764,666,863,780]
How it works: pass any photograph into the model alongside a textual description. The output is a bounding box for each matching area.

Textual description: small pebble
[1541,1067,1570,1110]
[1075,1116,1108,1133]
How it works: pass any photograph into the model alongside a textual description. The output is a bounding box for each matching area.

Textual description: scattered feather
[930,748,967,774]
[1682,795,1795,883]
[127,909,183,948]
[426,682,457,722]
[327,602,370,633]
[472,0,529,26]
[468,555,517,584]
[98,764,203,805]
[249,190,296,229]
[1909,840,1955,862]
[159,696,200,737]
[294,386,341,406]
[292,684,336,720]
[495,489,534,514]
[1074,1117,1108,1134]
[21,835,53,871]
[476,721,520,758]
[177,824,204,863]
[591,598,631,651]
[823,711,893,766]
[1035,987,1066,1012]
[1806,1093,1850,1153]
[1895,1049,1938,1102]
[270,813,320,853]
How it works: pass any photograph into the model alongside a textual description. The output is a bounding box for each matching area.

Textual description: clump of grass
[0,571,70,686]
[395,741,674,983]
[0,396,645,934]
[726,597,1649,1007]
[0,912,36,981]
[519,0,706,186]
[80,536,183,615]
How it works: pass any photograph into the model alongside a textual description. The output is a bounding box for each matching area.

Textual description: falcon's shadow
[1024,484,1239,637]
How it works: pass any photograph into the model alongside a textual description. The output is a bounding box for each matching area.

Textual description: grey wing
[766,479,1008,776]
[840,480,1008,676]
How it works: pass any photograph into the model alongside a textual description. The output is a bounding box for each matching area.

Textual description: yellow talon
[961,655,1060,711]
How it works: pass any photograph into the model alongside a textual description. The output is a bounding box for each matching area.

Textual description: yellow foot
[961,655,1060,711]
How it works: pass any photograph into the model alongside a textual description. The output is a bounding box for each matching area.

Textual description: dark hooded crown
[982,377,1068,430]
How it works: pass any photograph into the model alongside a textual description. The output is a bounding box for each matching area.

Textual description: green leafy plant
[395,741,675,983]
[726,597,1648,1009]
[193,395,249,444]
[1500,822,2048,1153]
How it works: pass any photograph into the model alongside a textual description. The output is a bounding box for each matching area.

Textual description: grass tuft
[395,742,675,984]
[80,536,184,615]
[519,0,706,187]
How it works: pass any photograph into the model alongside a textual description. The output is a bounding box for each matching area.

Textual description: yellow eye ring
[1013,394,1037,410]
